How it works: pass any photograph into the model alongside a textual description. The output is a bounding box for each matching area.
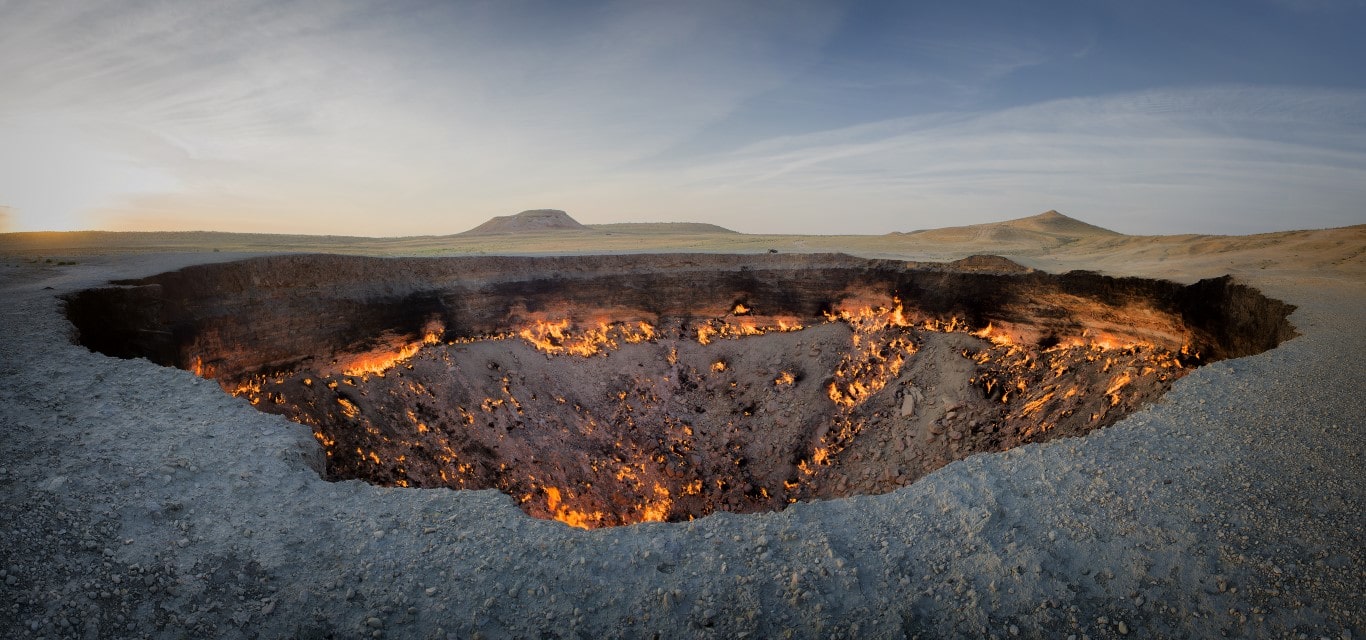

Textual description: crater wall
[63,253,1297,527]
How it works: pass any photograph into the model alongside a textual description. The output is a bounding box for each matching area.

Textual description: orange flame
[1019,390,1055,415]
[1106,371,1133,405]
[542,481,670,528]
[337,397,360,418]
[823,301,917,409]
[518,319,619,356]
[340,324,444,377]
[542,486,601,529]
[971,323,1014,346]
[622,321,657,344]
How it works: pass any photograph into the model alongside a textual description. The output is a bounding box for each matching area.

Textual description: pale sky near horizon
[1,0,1364,236]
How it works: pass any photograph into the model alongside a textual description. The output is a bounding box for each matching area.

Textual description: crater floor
[64,254,1291,529]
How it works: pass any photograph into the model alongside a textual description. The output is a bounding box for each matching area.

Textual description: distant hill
[897,210,1122,246]
[460,209,589,235]
[459,211,741,236]
[1002,210,1122,237]
[587,222,738,235]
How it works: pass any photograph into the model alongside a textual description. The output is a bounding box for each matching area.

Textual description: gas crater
[64,253,1295,529]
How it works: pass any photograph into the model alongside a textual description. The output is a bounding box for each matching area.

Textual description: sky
[1,0,1364,236]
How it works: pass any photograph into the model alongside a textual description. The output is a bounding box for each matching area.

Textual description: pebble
[1117,621,1129,635]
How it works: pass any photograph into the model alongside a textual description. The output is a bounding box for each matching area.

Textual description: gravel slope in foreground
[1,253,1361,640]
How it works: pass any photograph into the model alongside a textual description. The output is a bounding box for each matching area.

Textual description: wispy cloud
[620,86,1366,235]
[0,1,1362,236]
[0,0,842,233]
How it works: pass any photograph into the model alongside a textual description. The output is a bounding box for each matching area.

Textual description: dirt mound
[460,209,588,235]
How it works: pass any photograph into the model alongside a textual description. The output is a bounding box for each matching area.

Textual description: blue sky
[1,0,1364,236]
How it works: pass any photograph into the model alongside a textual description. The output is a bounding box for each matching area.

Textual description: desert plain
[0,210,1362,639]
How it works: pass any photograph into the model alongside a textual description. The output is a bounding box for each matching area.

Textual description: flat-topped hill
[460,209,588,235]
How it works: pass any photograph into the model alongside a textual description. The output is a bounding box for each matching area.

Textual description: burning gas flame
[823,299,918,409]
[518,319,620,356]
[623,321,656,343]
[339,323,445,377]
[541,479,672,529]
[697,325,716,346]
[337,397,360,418]
[542,486,603,529]
[517,319,672,355]
[971,323,1014,346]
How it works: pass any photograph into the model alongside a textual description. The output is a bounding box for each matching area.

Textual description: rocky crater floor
[0,251,1361,639]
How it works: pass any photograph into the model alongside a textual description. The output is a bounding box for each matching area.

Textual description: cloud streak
[0,0,843,233]
[635,86,1366,234]
[0,1,1362,236]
